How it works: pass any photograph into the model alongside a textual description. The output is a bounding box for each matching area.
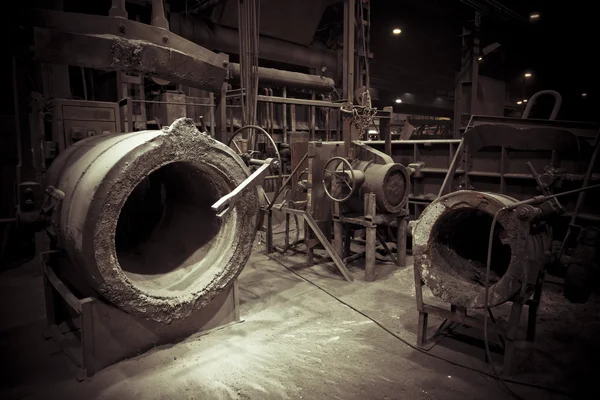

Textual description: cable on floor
[484,209,525,400]
[264,252,572,399]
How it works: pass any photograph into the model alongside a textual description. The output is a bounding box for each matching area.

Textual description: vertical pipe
[151,0,169,29]
[109,0,127,18]
[126,97,134,132]
[269,88,275,138]
[264,88,270,141]
[209,92,215,137]
[382,105,393,156]
[80,67,88,100]
[343,114,353,159]
[325,107,330,142]
[282,87,287,144]
[326,94,332,141]
[337,109,341,141]
[310,92,316,141]
[216,81,227,143]
[343,0,356,101]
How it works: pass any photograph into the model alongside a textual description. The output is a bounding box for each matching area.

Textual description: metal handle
[211,158,274,218]
[522,90,562,120]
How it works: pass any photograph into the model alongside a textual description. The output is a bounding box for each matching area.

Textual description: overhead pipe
[228,63,334,92]
[173,16,338,73]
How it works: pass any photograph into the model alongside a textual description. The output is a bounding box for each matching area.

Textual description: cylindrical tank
[344,162,410,213]
[413,190,550,308]
[44,119,259,323]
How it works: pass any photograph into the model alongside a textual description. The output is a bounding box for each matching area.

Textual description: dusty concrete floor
[1,235,597,399]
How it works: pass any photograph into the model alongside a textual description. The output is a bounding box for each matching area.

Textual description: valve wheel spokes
[322,157,357,202]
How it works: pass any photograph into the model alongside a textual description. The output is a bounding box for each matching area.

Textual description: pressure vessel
[412,190,550,308]
[44,118,258,323]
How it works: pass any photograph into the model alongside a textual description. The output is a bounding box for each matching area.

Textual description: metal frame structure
[333,194,409,281]
[41,252,240,379]
[413,268,544,374]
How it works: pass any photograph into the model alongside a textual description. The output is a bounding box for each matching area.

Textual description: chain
[340,91,378,140]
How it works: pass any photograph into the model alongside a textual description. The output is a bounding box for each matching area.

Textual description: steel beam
[34,28,227,92]
[32,9,227,69]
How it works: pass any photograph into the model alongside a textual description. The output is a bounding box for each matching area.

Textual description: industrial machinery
[265,103,414,282]
[410,182,600,374]
[31,119,260,377]
[406,117,600,374]
[324,144,412,281]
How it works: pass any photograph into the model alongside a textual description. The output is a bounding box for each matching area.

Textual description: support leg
[417,312,429,346]
[397,215,408,267]
[266,209,273,253]
[527,275,544,342]
[284,213,290,250]
[364,193,377,281]
[365,224,377,282]
[306,221,314,266]
[503,299,524,375]
[334,219,344,259]
[343,225,351,258]
[414,259,428,346]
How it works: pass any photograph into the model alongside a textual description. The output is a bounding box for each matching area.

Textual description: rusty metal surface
[44,119,258,323]
[32,9,227,68]
[34,28,227,93]
[413,190,550,308]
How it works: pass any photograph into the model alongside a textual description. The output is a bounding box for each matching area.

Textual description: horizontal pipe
[128,99,214,107]
[257,95,341,108]
[228,63,334,92]
[172,14,337,72]
[368,139,462,145]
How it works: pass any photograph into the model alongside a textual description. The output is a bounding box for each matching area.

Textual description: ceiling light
[529,13,540,20]
[478,57,483,61]
[524,72,532,78]
[517,101,523,105]
[523,99,528,103]
[582,92,588,97]
[395,99,402,103]
[392,28,402,35]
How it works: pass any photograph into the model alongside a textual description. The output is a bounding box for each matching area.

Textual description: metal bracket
[211,158,274,218]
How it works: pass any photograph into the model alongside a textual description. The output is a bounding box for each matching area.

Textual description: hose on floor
[265,253,572,399]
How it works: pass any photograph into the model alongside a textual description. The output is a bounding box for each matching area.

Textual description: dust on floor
[0,247,587,400]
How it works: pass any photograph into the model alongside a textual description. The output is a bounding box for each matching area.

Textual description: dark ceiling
[368,0,599,120]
